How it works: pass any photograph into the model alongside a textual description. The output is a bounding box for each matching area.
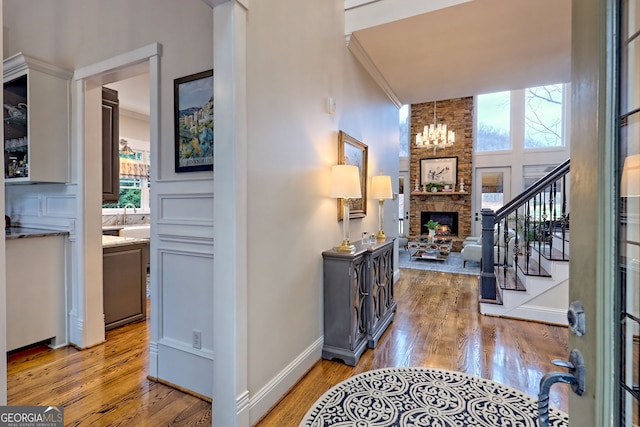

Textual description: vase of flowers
[425,220,439,238]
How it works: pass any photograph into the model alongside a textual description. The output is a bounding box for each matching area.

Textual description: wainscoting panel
[151,182,214,399]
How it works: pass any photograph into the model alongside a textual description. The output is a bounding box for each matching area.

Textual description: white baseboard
[510,305,568,326]
[249,336,323,424]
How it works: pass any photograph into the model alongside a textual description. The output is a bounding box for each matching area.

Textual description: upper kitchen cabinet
[3,53,72,184]
[102,87,120,203]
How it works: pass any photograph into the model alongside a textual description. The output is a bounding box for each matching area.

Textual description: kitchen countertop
[102,235,150,248]
[5,227,70,240]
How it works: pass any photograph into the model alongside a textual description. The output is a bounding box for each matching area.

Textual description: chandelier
[415,100,455,154]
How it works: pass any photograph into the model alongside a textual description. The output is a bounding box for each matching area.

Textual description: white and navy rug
[299,367,568,426]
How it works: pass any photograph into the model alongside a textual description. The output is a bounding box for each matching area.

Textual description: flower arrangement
[425,220,439,231]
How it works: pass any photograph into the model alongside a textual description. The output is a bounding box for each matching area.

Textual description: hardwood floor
[7,304,212,426]
[7,268,568,426]
[256,269,569,426]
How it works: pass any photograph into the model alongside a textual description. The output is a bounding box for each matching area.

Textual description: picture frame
[174,70,214,173]
[420,157,458,187]
[338,131,368,220]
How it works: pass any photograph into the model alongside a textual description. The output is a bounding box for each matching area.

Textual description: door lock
[567,300,586,336]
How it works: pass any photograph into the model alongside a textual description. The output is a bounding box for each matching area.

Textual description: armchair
[461,229,516,267]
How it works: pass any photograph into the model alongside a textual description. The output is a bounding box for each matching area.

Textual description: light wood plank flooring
[7,269,568,426]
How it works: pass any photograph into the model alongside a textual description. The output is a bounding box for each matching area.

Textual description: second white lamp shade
[370,175,393,200]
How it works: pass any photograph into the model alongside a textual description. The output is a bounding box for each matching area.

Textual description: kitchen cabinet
[102,87,120,203]
[3,52,72,183]
[6,231,68,351]
[321,238,396,365]
[103,236,148,330]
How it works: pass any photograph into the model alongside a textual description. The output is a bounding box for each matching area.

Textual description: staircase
[478,160,570,326]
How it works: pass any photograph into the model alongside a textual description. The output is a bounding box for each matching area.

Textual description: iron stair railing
[479,159,570,301]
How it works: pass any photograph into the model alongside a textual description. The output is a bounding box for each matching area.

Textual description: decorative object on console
[329,164,362,253]
[420,156,458,189]
[338,131,368,219]
[414,100,456,154]
[370,171,393,241]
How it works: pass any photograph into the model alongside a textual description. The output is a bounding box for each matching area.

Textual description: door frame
[568,0,617,423]
[73,44,160,351]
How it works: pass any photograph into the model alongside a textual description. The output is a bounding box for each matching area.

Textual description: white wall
[119,112,150,152]
[243,0,399,421]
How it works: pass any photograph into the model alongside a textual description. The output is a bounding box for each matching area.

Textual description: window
[102,149,150,210]
[399,104,409,157]
[476,84,566,152]
[476,91,511,152]
[524,84,564,148]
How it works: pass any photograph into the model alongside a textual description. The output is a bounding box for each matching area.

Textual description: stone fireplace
[409,96,474,252]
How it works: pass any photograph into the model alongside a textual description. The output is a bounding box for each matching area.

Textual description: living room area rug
[299,367,568,426]
[398,249,481,276]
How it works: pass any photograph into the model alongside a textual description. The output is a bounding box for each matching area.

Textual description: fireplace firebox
[421,211,459,236]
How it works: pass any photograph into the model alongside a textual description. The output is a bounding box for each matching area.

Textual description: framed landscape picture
[420,156,458,187]
[338,131,368,220]
[174,70,214,172]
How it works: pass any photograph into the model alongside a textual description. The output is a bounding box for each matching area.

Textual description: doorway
[72,44,160,352]
[473,167,511,236]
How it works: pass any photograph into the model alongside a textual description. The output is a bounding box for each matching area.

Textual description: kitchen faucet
[123,203,137,225]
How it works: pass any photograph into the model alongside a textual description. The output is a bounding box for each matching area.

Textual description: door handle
[538,349,585,427]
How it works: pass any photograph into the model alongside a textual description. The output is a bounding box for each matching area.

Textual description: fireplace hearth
[421,211,459,236]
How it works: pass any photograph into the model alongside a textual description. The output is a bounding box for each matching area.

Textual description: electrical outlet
[192,329,202,349]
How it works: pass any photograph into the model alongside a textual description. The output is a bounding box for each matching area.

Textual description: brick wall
[409,97,474,251]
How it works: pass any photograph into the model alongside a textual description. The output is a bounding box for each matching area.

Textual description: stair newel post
[480,209,497,301]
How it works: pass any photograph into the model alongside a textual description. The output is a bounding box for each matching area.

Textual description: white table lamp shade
[370,175,393,200]
[330,165,362,199]
[621,154,640,197]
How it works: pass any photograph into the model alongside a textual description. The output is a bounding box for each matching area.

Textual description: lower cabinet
[6,235,67,351]
[322,238,396,366]
[103,241,148,330]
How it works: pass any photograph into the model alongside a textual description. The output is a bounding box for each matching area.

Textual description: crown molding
[345,33,402,108]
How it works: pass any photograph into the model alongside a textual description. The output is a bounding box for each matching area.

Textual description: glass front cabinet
[3,53,71,183]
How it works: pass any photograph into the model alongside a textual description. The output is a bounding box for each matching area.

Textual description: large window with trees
[524,84,564,148]
[476,84,566,152]
[476,91,510,151]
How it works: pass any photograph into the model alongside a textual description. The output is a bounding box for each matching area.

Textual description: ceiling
[105,74,150,118]
[348,0,572,105]
[111,0,572,114]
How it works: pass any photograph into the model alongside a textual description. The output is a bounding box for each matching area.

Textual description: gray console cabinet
[322,238,395,365]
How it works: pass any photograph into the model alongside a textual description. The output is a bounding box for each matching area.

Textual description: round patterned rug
[299,367,568,426]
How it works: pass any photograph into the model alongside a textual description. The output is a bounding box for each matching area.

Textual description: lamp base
[376,230,386,241]
[336,240,356,253]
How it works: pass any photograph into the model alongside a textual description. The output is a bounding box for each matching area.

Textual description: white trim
[73,43,161,81]
[249,337,323,424]
[72,46,161,350]
[346,33,402,108]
